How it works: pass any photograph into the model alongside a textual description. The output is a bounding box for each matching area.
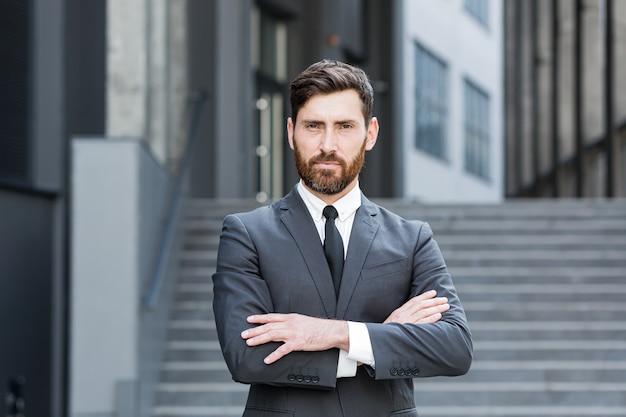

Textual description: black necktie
[323,205,344,296]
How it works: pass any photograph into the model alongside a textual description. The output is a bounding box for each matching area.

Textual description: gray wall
[70,138,172,417]
[0,189,55,417]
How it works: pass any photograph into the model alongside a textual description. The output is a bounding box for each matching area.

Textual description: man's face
[287,90,378,202]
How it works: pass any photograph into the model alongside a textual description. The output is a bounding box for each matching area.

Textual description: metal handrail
[143,90,208,309]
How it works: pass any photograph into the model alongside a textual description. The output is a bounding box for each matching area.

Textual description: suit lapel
[279,187,337,317]
[336,195,379,318]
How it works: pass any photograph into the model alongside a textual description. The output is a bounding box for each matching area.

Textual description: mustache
[310,152,344,164]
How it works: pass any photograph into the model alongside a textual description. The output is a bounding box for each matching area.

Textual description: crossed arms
[242,289,450,365]
[212,212,473,389]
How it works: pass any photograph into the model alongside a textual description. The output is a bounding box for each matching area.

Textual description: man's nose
[319,129,338,153]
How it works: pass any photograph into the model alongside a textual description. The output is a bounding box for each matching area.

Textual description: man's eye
[340,124,353,129]
[306,123,319,129]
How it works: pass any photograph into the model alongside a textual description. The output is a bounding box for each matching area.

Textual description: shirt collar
[297,180,362,222]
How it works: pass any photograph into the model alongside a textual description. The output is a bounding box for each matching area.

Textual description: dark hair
[290,59,374,123]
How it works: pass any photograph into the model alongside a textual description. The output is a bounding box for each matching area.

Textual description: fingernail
[241,330,248,338]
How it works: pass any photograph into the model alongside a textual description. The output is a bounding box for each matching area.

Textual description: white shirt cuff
[336,321,376,378]
[347,321,375,367]
[336,349,357,378]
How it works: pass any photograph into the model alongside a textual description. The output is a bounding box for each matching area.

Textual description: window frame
[414,41,449,161]
[464,0,489,28]
[463,77,491,181]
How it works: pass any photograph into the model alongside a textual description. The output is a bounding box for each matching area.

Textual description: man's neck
[301,179,359,205]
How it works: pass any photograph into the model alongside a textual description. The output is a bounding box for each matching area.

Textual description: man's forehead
[298,91,364,119]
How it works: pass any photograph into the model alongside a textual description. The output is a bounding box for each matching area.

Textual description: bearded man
[212,59,472,417]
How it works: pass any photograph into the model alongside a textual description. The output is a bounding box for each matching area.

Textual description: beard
[293,136,366,195]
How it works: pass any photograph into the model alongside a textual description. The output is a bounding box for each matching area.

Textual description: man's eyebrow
[297,118,360,126]
[334,119,359,125]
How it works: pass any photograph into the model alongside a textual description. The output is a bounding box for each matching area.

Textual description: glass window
[251,8,287,82]
[414,42,448,160]
[465,0,489,27]
[464,79,490,180]
[251,6,288,202]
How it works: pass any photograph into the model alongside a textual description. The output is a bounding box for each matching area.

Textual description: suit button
[312,376,319,383]
[390,368,398,376]
[412,368,420,376]
[296,375,304,382]
[304,375,311,383]
[398,368,405,376]
[288,374,296,381]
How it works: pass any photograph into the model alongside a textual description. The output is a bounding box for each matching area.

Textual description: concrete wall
[400,0,504,202]
[107,0,188,168]
[503,0,625,197]
[70,138,170,417]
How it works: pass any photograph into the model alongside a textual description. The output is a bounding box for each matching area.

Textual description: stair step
[464,301,626,322]
[474,349,626,361]
[475,340,626,350]
[412,405,626,417]
[470,360,626,370]
[159,369,234,383]
[448,266,626,277]
[152,405,244,416]
[412,382,626,406]
[166,328,218,341]
[457,283,626,294]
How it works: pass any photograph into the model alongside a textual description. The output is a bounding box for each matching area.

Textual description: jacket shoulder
[364,199,427,230]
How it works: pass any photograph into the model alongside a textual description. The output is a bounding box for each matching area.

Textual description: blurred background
[1,0,625,416]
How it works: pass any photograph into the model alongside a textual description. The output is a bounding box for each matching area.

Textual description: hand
[383,290,449,325]
[241,313,349,364]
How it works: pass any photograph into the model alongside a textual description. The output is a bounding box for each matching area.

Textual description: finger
[244,329,269,345]
[414,290,437,301]
[247,314,286,324]
[412,295,448,307]
[400,293,443,312]
[241,324,269,340]
[414,303,450,324]
[405,296,448,313]
[422,297,449,310]
[245,330,284,346]
[391,292,438,316]
[416,301,450,316]
[241,322,281,341]
[386,291,441,319]
[264,343,293,364]
[417,312,442,324]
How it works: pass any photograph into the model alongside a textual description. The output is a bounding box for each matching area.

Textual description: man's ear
[365,117,379,151]
[287,117,295,150]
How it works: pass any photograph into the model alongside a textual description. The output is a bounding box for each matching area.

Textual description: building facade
[398,0,505,202]
[504,0,626,197]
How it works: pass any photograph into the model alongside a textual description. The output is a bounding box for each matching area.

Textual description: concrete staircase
[151,199,626,417]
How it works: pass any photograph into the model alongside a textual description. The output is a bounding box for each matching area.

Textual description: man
[213,60,472,417]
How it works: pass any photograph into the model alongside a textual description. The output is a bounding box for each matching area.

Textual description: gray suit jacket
[213,187,472,417]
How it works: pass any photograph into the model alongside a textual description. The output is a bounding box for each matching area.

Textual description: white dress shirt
[297,181,376,378]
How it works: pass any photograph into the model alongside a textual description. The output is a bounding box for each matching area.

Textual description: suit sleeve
[212,214,339,390]
[365,222,473,380]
